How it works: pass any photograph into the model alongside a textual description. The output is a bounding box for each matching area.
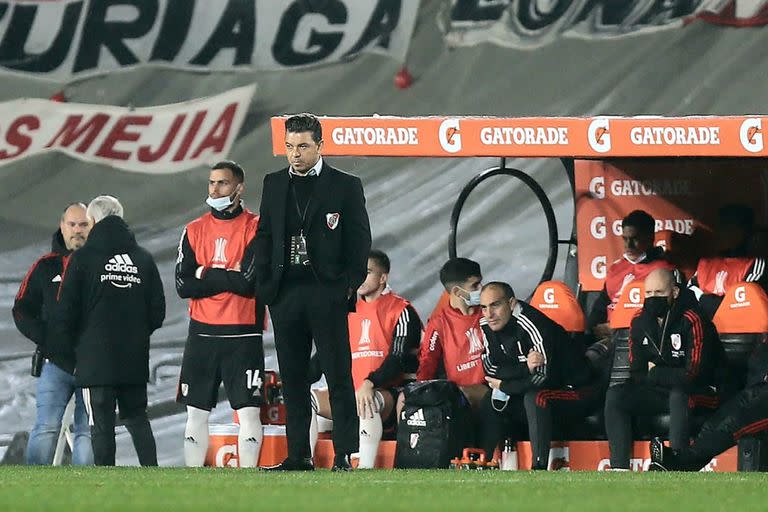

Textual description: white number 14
[245,369,262,390]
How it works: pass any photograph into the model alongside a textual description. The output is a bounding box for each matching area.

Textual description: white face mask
[460,288,482,307]
[206,195,233,211]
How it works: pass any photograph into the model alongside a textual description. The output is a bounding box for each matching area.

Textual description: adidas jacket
[481,300,591,396]
[628,290,720,392]
[12,230,77,373]
[52,216,165,387]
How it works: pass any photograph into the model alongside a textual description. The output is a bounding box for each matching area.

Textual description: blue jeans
[26,361,93,465]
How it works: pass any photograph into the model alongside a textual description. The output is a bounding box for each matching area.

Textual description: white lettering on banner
[590,217,606,239]
[438,118,462,153]
[597,458,651,471]
[731,285,753,309]
[628,288,642,305]
[479,126,568,145]
[629,126,721,145]
[543,288,555,304]
[0,1,420,81]
[590,256,606,280]
[610,219,695,236]
[352,350,385,359]
[608,179,692,197]
[587,118,611,153]
[589,177,605,199]
[331,127,418,146]
[0,85,254,173]
[740,118,764,153]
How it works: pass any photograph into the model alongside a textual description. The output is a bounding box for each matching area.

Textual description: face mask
[206,195,233,211]
[491,388,510,411]
[644,296,671,318]
[460,288,482,307]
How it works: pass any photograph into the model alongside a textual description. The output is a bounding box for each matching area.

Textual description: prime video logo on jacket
[101,254,141,289]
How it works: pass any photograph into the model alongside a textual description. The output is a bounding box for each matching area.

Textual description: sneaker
[649,437,665,465]
[648,461,669,472]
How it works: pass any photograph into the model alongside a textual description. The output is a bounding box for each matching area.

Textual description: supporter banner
[439,0,768,49]
[0,85,254,173]
[0,0,418,81]
[270,116,768,158]
[575,159,768,291]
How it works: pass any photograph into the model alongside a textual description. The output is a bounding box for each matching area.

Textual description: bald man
[604,268,722,470]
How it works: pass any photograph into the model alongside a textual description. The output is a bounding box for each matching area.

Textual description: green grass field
[1,466,766,511]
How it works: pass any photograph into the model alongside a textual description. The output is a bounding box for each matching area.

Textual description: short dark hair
[622,210,655,238]
[212,160,245,183]
[285,113,322,143]
[439,258,481,290]
[481,282,515,300]
[718,204,754,230]
[368,249,390,274]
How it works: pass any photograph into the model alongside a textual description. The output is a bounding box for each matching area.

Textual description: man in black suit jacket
[255,113,371,471]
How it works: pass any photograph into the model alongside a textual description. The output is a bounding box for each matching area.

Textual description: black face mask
[644,296,671,318]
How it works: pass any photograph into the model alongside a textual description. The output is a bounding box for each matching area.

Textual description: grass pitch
[0,466,766,512]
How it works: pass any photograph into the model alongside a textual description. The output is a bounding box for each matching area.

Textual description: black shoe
[262,457,314,471]
[331,454,353,472]
[648,461,670,472]
[650,437,665,465]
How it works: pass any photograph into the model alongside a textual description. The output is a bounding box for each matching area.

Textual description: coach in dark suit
[255,113,371,471]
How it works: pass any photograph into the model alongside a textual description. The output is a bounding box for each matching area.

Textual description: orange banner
[575,159,768,291]
[271,116,768,158]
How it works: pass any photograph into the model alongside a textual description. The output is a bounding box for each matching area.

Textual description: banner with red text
[575,159,768,291]
[0,85,254,173]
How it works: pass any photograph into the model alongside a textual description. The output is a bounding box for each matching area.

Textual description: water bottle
[500,439,518,471]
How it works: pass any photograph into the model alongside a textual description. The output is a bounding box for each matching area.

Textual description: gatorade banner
[439,0,768,49]
[0,0,419,81]
[270,116,768,158]
[0,85,254,173]
[575,159,768,291]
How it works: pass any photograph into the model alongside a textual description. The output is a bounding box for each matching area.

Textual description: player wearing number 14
[176,161,266,468]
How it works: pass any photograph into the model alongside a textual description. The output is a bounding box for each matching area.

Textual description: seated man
[605,268,720,470]
[311,250,422,468]
[689,204,767,319]
[413,258,487,408]
[588,210,673,341]
[479,282,594,469]
[649,336,768,471]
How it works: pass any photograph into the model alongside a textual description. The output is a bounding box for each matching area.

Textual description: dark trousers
[482,387,602,469]
[83,385,157,467]
[605,383,690,469]
[668,383,768,470]
[270,280,358,460]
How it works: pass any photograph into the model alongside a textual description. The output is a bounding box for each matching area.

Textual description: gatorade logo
[215,444,238,467]
[740,118,763,153]
[591,256,606,280]
[543,288,555,304]
[589,176,605,199]
[439,118,462,153]
[628,287,642,305]
[590,216,607,239]
[588,118,611,153]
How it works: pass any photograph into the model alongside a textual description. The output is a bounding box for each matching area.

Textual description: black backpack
[394,380,472,469]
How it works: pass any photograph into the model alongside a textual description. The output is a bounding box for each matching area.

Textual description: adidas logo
[642,337,649,346]
[105,254,138,274]
[406,408,426,427]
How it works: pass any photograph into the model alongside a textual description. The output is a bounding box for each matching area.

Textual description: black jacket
[481,301,591,396]
[52,216,165,387]
[253,162,371,304]
[628,289,720,392]
[12,230,76,373]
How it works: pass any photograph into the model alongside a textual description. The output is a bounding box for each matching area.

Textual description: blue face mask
[460,288,482,307]
[491,388,510,411]
[206,195,233,211]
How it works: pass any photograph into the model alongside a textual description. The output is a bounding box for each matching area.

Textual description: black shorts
[177,333,265,410]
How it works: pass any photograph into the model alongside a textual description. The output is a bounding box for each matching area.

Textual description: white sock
[184,406,210,467]
[309,390,319,458]
[236,407,263,468]
[358,392,384,469]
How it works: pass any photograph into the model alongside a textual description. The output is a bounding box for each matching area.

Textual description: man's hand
[593,323,612,340]
[485,376,502,390]
[355,379,377,419]
[527,350,545,373]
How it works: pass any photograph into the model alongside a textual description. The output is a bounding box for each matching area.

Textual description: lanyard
[291,181,311,235]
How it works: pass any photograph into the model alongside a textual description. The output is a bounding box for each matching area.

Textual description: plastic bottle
[500,439,518,471]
